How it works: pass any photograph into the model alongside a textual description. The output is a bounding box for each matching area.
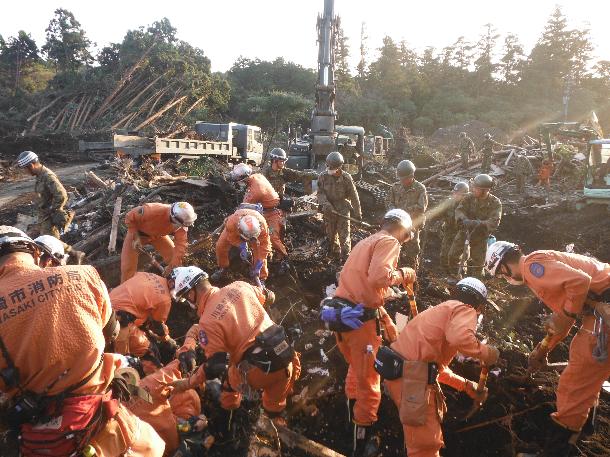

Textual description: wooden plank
[108,197,122,254]
[276,425,346,457]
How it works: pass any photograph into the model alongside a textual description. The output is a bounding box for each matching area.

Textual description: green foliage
[42,9,93,70]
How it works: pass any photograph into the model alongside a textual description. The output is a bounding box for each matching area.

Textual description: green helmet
[453,181,469,194]
[396,160,416,179]
[269,148,287,161]
[472,174,493,189]
[326,151,344,169]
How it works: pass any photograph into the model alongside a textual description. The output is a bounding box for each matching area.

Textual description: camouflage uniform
[439,197,461,272]
[35,166,73,249]
[514,154,534,194]
[386,180,428,269]
[448,193,502,277]
[459,136,475,168]
[317,171,362,259]
[480,138,495,173]
[261,164,317,197]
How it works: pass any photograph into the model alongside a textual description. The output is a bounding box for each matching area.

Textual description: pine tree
[500,33,525,84]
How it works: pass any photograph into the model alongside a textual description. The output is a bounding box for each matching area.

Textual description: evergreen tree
[42,9,93,70]
[500,33,525,84]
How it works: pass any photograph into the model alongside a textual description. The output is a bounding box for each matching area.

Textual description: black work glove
[146,319,166,338]
[178,350,198,377]
[204,352,229,380]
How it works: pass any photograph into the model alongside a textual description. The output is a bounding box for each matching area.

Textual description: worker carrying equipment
[213,208,272,283]
[120,202,194,283]
[325,209,415,456]
[379,277,499,457]
[0,225,165,456]
[485,241,610,455]
[171,279,300,433]
[317,151,362,261]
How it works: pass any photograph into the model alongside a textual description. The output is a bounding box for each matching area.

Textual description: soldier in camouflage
[448,174,502,278]
[317,151,362,261]
[386,160,428,270]
[261,148,317,197]
[480,132,503,173]
[459,132,475,168]
[512,151,534,194]
[16,151,84,263]
[439,181,469,274]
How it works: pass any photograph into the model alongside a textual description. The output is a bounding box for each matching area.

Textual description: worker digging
[1,0,610,456]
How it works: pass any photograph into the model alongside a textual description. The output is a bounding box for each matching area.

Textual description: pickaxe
[404,282,418,317]
[465,365,489,420]
[137,247,165,275]
[189,221,226,254]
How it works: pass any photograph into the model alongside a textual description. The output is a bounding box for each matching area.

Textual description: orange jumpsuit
[127,359,201,455]
[110,272,172,372]
[216,208,272,280]
[195,281,300,413]
[334,230,406,425]
[538,161,553,186]
[121,203,188,283]
[243,174,287,258]
[519,250,610,431]
[385,300,496,456]
[0,254,164,456]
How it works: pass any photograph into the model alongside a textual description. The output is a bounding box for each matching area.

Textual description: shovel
[465,365,489,420]
[404,283,418,317]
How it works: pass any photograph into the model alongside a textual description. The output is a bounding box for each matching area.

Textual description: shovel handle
[404,283,418,316]
[137,247,165,275]
[476,366,489,393]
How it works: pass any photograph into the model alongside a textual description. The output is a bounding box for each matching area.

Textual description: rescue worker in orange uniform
[168,266,300,437]
[230,163,290,271]
[120,201,197,283]
[0,226,164,457]
[537,159,553,191]
[485,241,610,455]
[109,271,178,373]
[123,336,205,456]
[211,208,272,284]
[379,277,500,457]
[320,209,416,455]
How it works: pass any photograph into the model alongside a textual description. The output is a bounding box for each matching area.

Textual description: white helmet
[485,241,518,276]
[170,202,197,227]
[0,225,38,254]
[456,277,487,300]
[230,163,253,181]
[34,235,67,265]
[17,151,39,168]
[383,208,413,231]
[238,215,262,241]
[169,266,208,299]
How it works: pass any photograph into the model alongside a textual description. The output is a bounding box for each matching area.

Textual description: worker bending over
[34,234,68,267]
[320,209,415,456]
[169,268,299,437]
[486,242,610,455]
[120,201,197,283]
[0,226,164,456]
[211,208,272,284]
[378,277,499,456]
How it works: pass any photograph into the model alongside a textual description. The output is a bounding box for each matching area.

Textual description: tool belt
[374,346,438,383]
[322,297,380,333]
[242,324,295,374]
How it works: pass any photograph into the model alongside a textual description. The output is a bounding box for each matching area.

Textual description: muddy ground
[1,158,609,457]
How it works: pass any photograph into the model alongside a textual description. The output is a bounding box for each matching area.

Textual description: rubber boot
[352,423,380,457]
[542,419,577,456]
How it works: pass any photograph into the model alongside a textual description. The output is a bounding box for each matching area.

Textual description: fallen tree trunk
[108,197,122,254]
[276,426,346,457]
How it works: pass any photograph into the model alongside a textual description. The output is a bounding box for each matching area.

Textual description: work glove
[482,345,500,366]
[321,203,334,214]
[320,304,365,330]
[464,380,489,403]
[178,350,198,377]
[527,343,549,372]
[239,242,252,262]
[250,259,264,279]
[170,378,191,394]
[204,352,229,380]
[399,267,417,287]
[544,312,575,337]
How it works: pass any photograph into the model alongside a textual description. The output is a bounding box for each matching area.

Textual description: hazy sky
[1,0,608,73]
